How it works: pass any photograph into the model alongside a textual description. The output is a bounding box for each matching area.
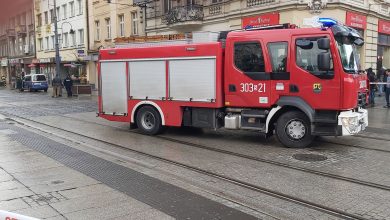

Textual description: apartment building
[144,0,390,70]
[34,0,89,82]
[0,0,35,84]
[87,0,142,88]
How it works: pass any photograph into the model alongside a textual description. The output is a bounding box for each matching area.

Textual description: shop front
[377,19,390,71]
[241,12,280,29]
[345,11,367,66]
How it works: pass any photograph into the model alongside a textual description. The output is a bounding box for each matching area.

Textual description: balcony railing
[6,29,16,37]
[16,25,27,35]
[247,0,276,7]
[163,5,204,25]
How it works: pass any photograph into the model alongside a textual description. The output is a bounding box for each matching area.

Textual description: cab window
[296,37,333,75]
[35,75,46,81]
[268,42,288,72]
[234,42,265,73]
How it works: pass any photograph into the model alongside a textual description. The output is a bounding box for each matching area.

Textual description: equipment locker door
[100,62,128,115]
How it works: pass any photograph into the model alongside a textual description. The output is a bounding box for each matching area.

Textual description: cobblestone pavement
[0,89,390,219]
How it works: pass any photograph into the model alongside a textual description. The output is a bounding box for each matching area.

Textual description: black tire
[275,111,314,148]
[136,106,163,135]
[44,89,47,92]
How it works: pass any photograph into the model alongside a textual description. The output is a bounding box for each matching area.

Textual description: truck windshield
[335,36,361,74]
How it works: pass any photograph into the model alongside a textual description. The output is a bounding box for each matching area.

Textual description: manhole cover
[51,180,65,185]
[36,195,54,203]
[293,153,328,162]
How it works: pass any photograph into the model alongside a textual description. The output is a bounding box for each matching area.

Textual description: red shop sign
[242,12,280,29]
[346,11,367,29]
[378,20,390,35]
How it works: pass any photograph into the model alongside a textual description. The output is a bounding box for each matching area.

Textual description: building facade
[34,0,89,83]
[145,0,390,71]
[0,0,36,86]
[88,0,142,89]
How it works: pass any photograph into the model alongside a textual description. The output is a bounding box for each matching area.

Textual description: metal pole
[53,0,61,78]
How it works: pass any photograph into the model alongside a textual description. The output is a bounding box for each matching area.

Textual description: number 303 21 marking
[240,83,266,93]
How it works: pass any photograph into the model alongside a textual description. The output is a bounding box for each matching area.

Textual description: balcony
[16,25,27,36]
[6,29,16,38]
[28,24,35,32]
[163,5,204,27]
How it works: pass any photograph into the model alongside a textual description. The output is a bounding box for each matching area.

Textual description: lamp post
[53,0,61,78]
[53,1,75,79]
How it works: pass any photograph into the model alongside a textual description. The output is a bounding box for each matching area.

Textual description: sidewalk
[0,118,172,220]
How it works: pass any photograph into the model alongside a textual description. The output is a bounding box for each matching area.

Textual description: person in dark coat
[63,75,73,97]
[384,69,390,108]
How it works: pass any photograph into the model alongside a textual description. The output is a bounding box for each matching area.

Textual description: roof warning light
[318,18,338,27]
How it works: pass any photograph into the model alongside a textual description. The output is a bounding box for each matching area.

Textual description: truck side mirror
[317,38,330,50]
[318,52,331,71]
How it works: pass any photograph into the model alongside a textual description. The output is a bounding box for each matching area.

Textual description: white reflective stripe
[131,101,165,125]
[369,82,390,85]
[265,106,282,133]
[100,56,217,63]
[0,210,40,220]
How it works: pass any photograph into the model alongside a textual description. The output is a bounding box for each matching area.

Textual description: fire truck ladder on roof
[244,23,295,31]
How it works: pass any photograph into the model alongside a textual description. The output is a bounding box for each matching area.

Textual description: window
[78,29,84,45]
[45,37,49,50]
[77,0,83,15]
[95,20,100,40]
[62,4,67,20]
[50,35,54,50]
[63,33,68,47]
[38,38,43,51]
[131,12,138,35]
[37,14,42,26]
[56,7,60,21]
[268,42,288,72]
[296,37,333,75]
[163,0,172,13]
[50,9,54,23]
[119,15,125,37]
[234,42,265,73]
[105,18,111,39]
[70,32,75,46]
[69,1,75,17]
[44,11,48,24]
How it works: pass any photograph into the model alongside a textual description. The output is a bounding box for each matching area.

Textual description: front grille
[358,92,367,107]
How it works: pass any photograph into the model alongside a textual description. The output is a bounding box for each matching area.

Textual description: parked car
[21,74,48,92]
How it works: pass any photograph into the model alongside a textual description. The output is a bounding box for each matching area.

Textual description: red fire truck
[98,19,368,148]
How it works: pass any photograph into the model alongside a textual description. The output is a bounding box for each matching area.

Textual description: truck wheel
[275,111,314,148]
[136,106,163,135]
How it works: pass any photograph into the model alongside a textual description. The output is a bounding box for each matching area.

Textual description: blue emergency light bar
[318,18,338,27]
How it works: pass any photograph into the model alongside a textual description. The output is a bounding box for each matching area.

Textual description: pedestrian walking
[384,69,390,108]
[367,68,377,106]
[63,75,73,97]
[52,75,62,98]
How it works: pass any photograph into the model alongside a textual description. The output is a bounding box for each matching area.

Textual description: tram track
[4,114,369,220]
[3,106,390,192]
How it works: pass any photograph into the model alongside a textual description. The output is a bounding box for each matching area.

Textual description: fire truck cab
[98,19,368,148]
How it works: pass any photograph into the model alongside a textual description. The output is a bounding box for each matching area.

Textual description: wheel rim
[141,111,156,130]
[285,119,306,140]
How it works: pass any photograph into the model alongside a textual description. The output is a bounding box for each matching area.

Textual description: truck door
[291,35,341,109]
[225,39,271,108]
[99,62,128,115]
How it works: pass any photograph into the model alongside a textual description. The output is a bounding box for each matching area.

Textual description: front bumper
[338,108,368,136]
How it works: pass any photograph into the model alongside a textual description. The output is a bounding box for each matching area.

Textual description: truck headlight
[341,116,359,134]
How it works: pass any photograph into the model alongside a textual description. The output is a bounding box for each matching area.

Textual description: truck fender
[131,101,166,125]
[266,97,315,133]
